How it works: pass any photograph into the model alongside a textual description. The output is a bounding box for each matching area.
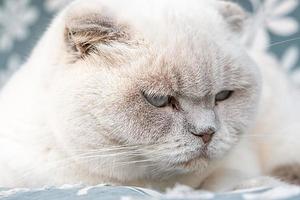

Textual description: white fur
[0,0,298,191]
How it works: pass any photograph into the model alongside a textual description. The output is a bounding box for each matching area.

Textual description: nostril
[200,133,213,144]
[190,128,215,144]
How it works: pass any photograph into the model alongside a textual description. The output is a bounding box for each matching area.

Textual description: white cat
[0,0,299,191]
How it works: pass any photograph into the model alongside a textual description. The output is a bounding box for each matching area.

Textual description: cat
[0,0,298,191]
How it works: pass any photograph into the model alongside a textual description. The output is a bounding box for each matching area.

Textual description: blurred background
[0,0,299,87]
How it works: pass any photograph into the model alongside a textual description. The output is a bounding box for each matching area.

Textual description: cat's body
[0,0,299,191]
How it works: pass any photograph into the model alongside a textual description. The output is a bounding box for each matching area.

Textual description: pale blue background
[0,1,300,199]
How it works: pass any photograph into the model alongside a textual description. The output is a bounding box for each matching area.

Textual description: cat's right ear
[216,1,247,33]
[63,8,132,62]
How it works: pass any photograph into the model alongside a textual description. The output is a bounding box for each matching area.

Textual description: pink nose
[191,128,215,144]
[199,133,213,144]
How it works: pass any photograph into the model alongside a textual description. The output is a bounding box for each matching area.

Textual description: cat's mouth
[169,146,211,168]
[176,152,210,170]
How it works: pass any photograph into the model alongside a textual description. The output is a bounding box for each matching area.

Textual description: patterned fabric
[1,185,300,200]
[0,1,300,199]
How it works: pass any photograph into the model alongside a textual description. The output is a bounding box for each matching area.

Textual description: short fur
[0,0,299,191]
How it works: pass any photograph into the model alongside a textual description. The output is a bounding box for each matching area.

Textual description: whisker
[16,141,179,185]
[268,37,300,48]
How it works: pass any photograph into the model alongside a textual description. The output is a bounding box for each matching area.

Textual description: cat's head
[46,0,261,184]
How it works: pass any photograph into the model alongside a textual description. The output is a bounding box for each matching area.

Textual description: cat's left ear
[217,1,247,33]
[63,7,133,62]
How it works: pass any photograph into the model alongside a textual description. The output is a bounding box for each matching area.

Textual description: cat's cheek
[216,95,256,134]
[115,99,175,143]
[206,130,237,159]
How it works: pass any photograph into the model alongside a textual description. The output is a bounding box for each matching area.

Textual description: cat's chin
[170,144,230,171]
[175,157,210,172]
[166,150,210,171]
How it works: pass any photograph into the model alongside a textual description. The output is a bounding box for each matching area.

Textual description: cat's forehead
[134,38,247,98]
[113,1,247,95]
[67,0,256,96]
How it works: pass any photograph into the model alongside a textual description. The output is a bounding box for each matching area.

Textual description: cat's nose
[191,128,215,144]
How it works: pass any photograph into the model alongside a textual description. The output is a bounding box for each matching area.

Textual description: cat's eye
[142,92,170,108]
[215,90,234,102]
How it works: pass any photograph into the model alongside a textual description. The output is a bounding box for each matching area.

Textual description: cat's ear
[64,12,131,61]
[217,1,247,33]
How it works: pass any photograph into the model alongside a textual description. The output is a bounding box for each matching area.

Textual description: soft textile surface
[0,1,300,200]
[1,185,300,200]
